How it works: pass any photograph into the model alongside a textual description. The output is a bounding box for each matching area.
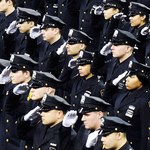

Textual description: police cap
[101,116,131,136]
[29,71,61,88]
[17,7,41,23]
[128,61,150,85]
[10,54,38,72]
[41,14,66,29]
[79,95,110,114]
[67,29,93,45]
[112,29,140,47]
[77,50,94,66]
[129,2,150,17]
[41,94,71,112]
[103,0,127,11]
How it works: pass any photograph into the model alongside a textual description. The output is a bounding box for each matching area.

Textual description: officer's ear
[140,15,146,21]
[113,8,119,14]
[28,21,35,28]
[80,43,87,50]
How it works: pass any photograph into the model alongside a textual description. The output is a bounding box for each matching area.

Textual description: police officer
[17,94,76,150]
[128,2,150,63]
[71,95,110,150]
[101,116,133,150]
[114,61,150,150]
[98,0,129,50]
[0,54,37,150]
[38,14,66,77]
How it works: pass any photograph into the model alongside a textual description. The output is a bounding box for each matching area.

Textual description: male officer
[128,2,150,63]
[17,94,76,150]
[101,116,133,150]
[0,0,17,59]
[38,14,66,77]
[70,95,110,150]
[0,54,37,150]
[6,7,41,61]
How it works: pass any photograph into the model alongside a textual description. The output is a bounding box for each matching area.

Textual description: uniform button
[148,137,150,140]
[80,27,83,30]
[82,19,84,22]
[84,12,86,14]
[24,1,26,4]
[6,129,9,132]
[38,148,41,150]
[25,145,28,149]
[6,139,9,142]
[46,5,48,8]
[62,4,64,6]
[149,127,150,130]
[41,62,43,65]
[75,95,77,98]
[130,142,132,145]
[60,11,62,14]
[6,91,9,95]
[73,104,75,107]
[1,109,3,112]
[64,96,67,99]
[117,111,119,113]
[6,119,9,123]
[17,52,20,54]
[128,120,130,123]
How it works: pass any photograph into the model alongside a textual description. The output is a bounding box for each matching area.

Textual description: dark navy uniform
[145,34,150,66]
[0,10,17,59]
[58,0,81,40]
[79,0,103,52]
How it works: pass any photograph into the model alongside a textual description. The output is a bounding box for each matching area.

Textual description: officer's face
[17,21,31,33]
[66,43,83,56]
[78,64,91,78]
[29,87,48,100]
[111,44,129,61]
[125,75,143,90]
[41,109,62,126]
[81,112,101,130]
[41,28,56,43]
[129,14,146,27]
[10,70,29,84]
[103,8,118,20]
[101,132,119,149]
[0,0,9,13]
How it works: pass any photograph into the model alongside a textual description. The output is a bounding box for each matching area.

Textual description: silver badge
[113,30,118,38]
[125,105,135,118]
[10,54,14,62]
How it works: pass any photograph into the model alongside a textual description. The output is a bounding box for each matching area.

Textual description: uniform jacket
[114,86,150,150]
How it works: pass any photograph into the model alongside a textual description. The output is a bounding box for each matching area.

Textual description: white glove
[24,106,40,121]
[62,110,78,127]
[141,26,149,36]
[29,25,41,39]
[13,83,29,95]
[113,13,126,19]
[68,58,77,69]
[86,130,99,148]
[0,66,11,84]
[100,42,112,56]
[112,71,128,86]
[6,21,17,34]
[90,5,103,15]
[56,42,67,55]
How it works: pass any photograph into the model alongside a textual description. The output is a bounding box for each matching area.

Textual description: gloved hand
[113,13,126,19]
[68,58,77,69]
[29,25,41,39]
[141,25,150,36]
[112,71,128,86]
[100,42,112,56]
[62,110,78,127]
[13,83,29,95]
[91,5,103,15]
[6,21,17,34]
[0,66,11,84]
[86,130,99,148]
[56,42,67,55]
[24,106,41,121]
